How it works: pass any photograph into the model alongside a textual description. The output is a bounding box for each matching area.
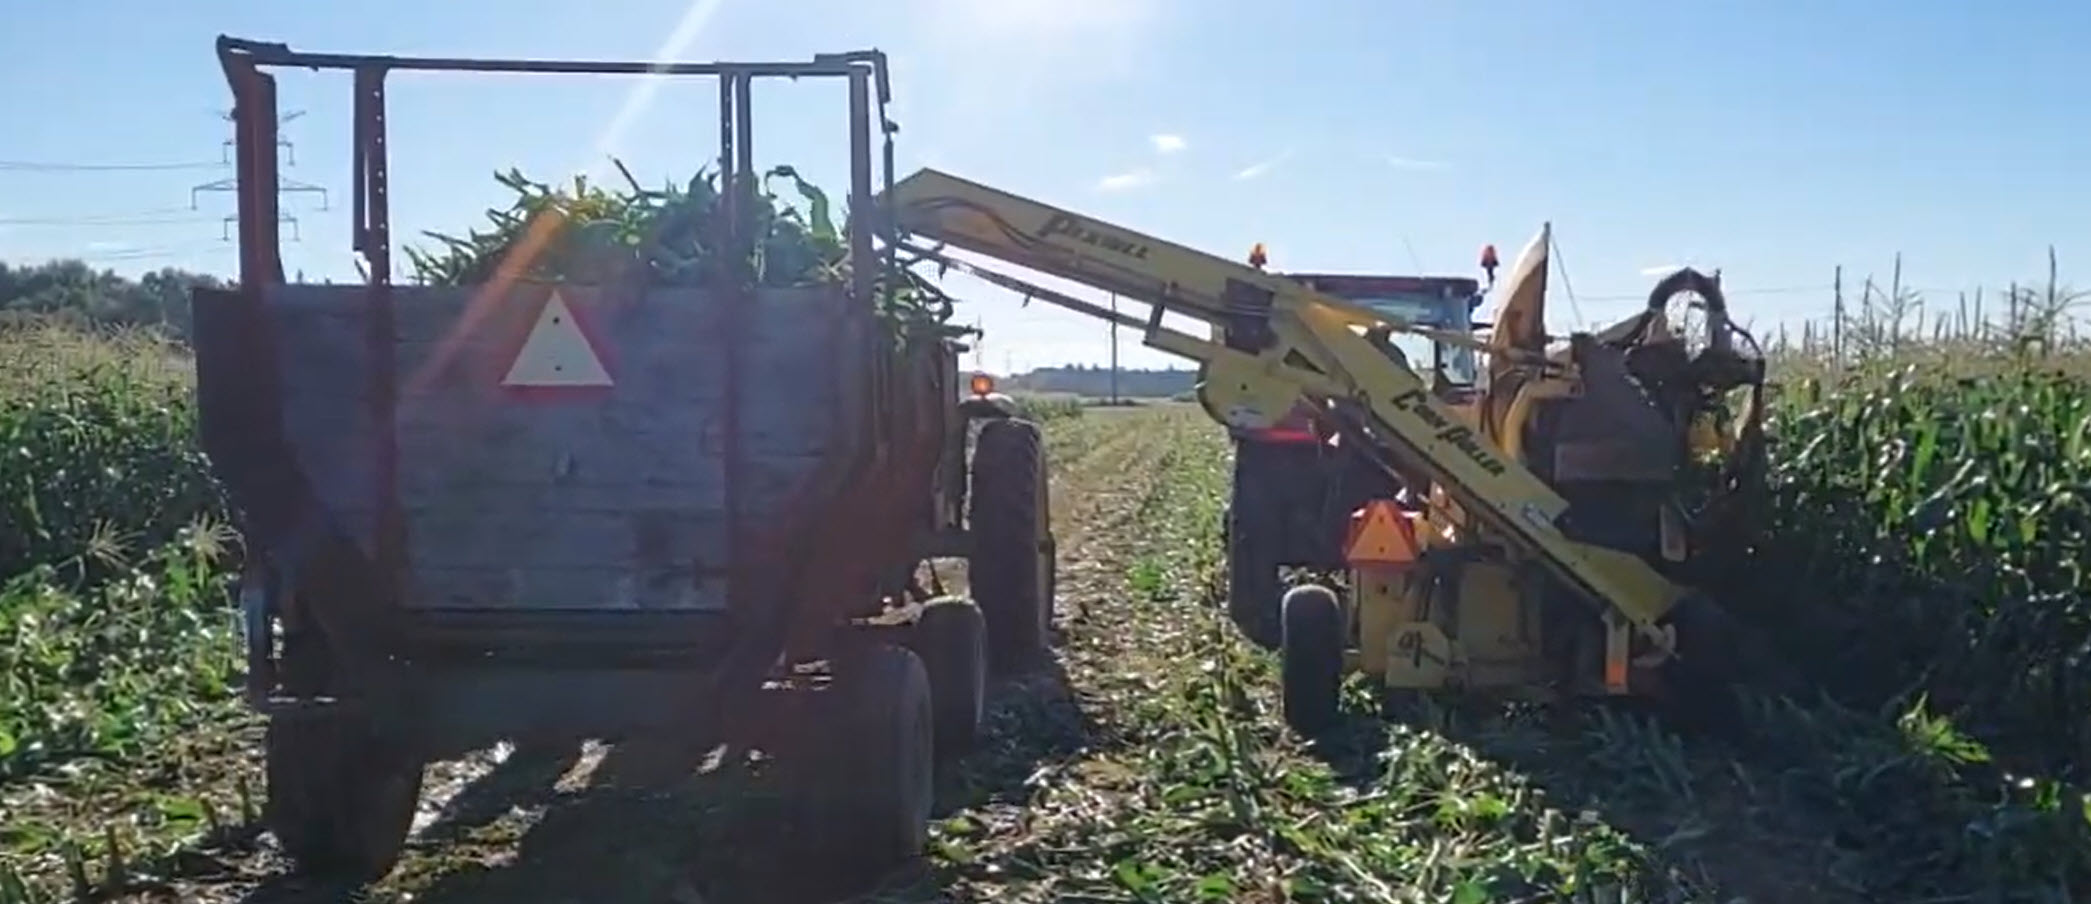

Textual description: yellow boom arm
[879,169,1687,631]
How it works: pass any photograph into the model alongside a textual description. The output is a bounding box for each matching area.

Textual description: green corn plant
[0,327,222,582]
[1,521,240,782]
[1758,362,2091,778]
[402,159,974,351]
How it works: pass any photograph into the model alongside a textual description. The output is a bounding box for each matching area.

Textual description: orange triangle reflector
[1345,499,1421,567]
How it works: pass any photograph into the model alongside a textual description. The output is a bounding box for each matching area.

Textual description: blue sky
[3,0,2086,370]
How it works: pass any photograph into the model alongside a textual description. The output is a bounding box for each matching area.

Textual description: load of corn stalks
[402,160,969,348]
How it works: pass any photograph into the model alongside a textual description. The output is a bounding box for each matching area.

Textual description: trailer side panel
[246,283,857,613]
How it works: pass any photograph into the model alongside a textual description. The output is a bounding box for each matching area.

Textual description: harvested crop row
[896,407,1689,903]
[908,406,2088,902]
[0,530,249,902]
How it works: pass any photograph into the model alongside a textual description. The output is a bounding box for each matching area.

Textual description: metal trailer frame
[204,31,1051,744]
[212,32,895,643]
[198,36,1056,882]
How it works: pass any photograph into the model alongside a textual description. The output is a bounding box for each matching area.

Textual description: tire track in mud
[869,406,1213,903]
[88,407,1190,904]
[825,407,1200,896]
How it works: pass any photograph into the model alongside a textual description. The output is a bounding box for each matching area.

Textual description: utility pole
[1832,265,1843,363]
[1108,292,1120,404]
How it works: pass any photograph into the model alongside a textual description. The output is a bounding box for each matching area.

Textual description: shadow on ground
[1295,666,2091,904]
[1297,687,1864,903]
[225,654,1100,904]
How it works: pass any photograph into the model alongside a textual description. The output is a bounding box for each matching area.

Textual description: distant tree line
[1000,364,1197,399]
[0,259,228,340]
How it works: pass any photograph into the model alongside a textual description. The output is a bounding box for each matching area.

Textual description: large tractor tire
[906,597,989,757]
[970,418,1056,673]
[801,643,937,872]
[1279,584,1346,737]
[1226,501,1284,651]
[265,711,425,883]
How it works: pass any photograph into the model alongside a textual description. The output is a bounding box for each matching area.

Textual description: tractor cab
[1239,272,1486,444]
[1293,273,1484,396]
[1216,264,1492,647]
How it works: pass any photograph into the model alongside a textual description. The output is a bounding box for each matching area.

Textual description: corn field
[7,270,2091,897]
[1753,264,2091,784]
[1,323,237,777]
[1762,366,2091,770]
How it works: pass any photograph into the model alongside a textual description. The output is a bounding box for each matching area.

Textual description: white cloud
[1150,133,1187,154]
[1232,149,1293,181]
[1097,168,1157,191]
[1232,160,1277,181]
[1386,155,1448,171]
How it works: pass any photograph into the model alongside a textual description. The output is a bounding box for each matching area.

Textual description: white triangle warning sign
[501,291,613,389]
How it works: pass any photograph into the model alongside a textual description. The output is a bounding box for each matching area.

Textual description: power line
[1575,284,1836,303]
[2,241,234,267]
[0,218,214,228]
[81,242,236,263]
[1531,280,2071,306]
[0,160,226,172]
[0,210,303,240]
[0,211,215,227]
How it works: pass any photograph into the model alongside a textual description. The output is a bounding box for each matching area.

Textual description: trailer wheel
[906,597,988,756]
[970,418,1053,672]
[265,711,424,883]
[1280,584,1346,737]
[805,643,936,871]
